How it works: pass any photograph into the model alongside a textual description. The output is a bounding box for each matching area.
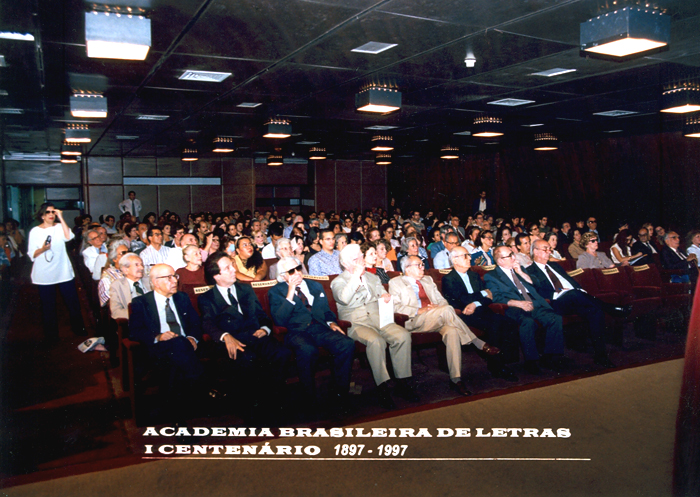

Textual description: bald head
[181,234,197,247]
[531,239,550,264]
[150,264,178,297]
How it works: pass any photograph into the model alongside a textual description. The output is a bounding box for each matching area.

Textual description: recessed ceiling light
[365,125,398,131]
[179,70,232,83]
[0,32,34,41]
[522,123,545,127]
[530,68,577,77]
[136,114,169,120]
[237,102,262,108]
[488,98,535,107]
[593,110,637,117]
[453,131,471,136]
[0,108,23,114]
[116,135,139,140]
[603,129,623,133]
[351,42,397,54]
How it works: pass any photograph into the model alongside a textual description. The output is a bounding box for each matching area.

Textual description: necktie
[165,298,182,336]
[545,265,564,292]
[227,288,241,314]
[133,281,144,295]
[511,270,533,303]
[295,287,312,310]
[675,249,687,261]
[415,280,432,308]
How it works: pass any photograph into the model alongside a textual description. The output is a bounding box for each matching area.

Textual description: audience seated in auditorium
[470,230,495,267]
[308,229,342,276]
[139,227,171,270]
[577,232,614,269]
[98,240,129,307]
[175,244,206,286]
[660,231,698,284]
[109,253,150,320]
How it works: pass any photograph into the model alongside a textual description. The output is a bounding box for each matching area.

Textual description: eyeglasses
[45,210,56,214]
[535,246,552,252]
[590,239,599,243]
[483,236,494,240]
[155,274,179,280]
[88,236,100,241]
[668,235,679,239]
[498,252,515,260]
[638,233,648,237]
[407,263,425,269]
[588,220,597,224]
[287,265,303,275]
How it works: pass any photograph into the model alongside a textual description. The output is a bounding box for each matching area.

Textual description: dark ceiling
[1,0,699,160]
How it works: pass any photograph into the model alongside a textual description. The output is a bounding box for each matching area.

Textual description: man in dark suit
[198,252,291,395]
[471,190,491,215]
[484,246,567,374]
[660,231,698,284]
[441,246,519,380]
[267,257,355,406]
[630,227,656,266]
[129,263,205,419]
[526,240,614,368]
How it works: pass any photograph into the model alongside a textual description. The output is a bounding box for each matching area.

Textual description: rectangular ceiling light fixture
[660,86,700,113]
[179,70,231,83]
[296,141,319,145]
[351,42,397,54]
[530,68,577,77]
[488,98,535,107]
[0,108,23,114]
[356,86,401,114]
[70,94,107,118]
[237,102,262,108]
[453,131,471,135]
[136,114,169,120]
[522,123,545,127]
[116,135,139,140]
[0,32,34,41]
[85,11,151,60]
[0,56,6,67]
[65,125,91,143]
[593,110,637,117]
[580,7,670,59]
[365,125,398,131]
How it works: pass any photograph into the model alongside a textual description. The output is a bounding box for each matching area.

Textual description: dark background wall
[389,131,700,233]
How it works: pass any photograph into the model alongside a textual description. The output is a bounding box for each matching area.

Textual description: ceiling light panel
[593,110,637,117]
[351,42,397,54]
[365,125,398,131]
[530,68,577,77]
[136,114,169,120]
[488,98,535,107]
[179,70,232,83]
[237,102,262,108]
[0,32,34,41]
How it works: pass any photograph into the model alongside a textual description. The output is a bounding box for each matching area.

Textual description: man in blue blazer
[526,239,614,368]
[268,257,355,406]
[484,246,567,374]
[129,263,205,419]
[198,252,291,401]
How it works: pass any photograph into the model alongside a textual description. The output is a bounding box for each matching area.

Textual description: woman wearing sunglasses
[576,232,615,269]
[28,203,86,343]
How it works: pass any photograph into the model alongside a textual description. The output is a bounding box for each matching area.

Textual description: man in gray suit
[109,253,151,320]
[330,244,417,409]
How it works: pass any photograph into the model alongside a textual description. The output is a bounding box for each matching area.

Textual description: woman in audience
[426,229,443,255]
[269,237,307,280]
[397,236,430,269]
[577,232,615,269]
[143,212,157,227]
[686,230,700,260]
[97,239,129,307]
[175,244,205,286]
[335,233,348,252]
[375,239,395,272]
[528,223,542,245]
[504,237,518,255]
[462,226,481,254]
[610,229,642,265]
[496,226,512,246]
[568,228,585,260]
[362,241,390,284]
[470,230,495,266]
[232,236,268,281]
[291,235,309,270]
[544,231,565,261]
[252,230,266,251]
[161,223,173,245]
[349,231,365,245]
[28,203,86,341]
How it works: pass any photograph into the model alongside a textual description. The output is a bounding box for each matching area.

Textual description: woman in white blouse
[686,230,700,260]
[28,203,86,342]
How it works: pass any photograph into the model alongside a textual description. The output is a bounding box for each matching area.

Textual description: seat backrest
[556,258,575,272]
[180,283,214,312]
[250,279,278,317]
[593,267,633,294]
[471,264,496,279]
[626,263,662,288]
[567,268,600,294]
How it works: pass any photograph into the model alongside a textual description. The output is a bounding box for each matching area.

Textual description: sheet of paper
[378,296,394,328]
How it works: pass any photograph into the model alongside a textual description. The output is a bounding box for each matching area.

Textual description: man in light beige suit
[389,256,500,396]
[109,253,151,319]
[330,244,416,410]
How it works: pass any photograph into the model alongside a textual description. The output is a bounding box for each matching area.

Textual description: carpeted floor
[2,359,684,497]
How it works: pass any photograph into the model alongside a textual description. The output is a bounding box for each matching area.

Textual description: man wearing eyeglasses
[268,257,355,410]
[586,217,600,238]
[139,227,171,270]
[129,263,205,419]
[485,246,567,374]
[390,255,500,396]
[433,232,460,270]
[525,240,614,368]
[661,231,698,284]
[82,228,107,279]
[631,227,657,262]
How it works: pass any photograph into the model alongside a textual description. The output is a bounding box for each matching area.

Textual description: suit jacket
[129,291,202,346]
[109,276,151,320]
[267,280,336,332]
[330,270,385,329]
[471,199,491,214]
[632,240,657,257]
[525,262,582,301]
[388,275,446,318]
[484,266,552,310]
[441,268,492,310]
[197,282,273,342]
[661,246,692,271]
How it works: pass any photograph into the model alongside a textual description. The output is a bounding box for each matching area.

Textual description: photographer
[28,203,86,343]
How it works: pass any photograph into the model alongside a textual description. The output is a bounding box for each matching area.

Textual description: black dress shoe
[603,303,633,318]
[394,379,419,403]
[449,380,473,396]
[594,356,616,369]
[489,366,519,382]
[376,382,396,410]
[524,360,541,374]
